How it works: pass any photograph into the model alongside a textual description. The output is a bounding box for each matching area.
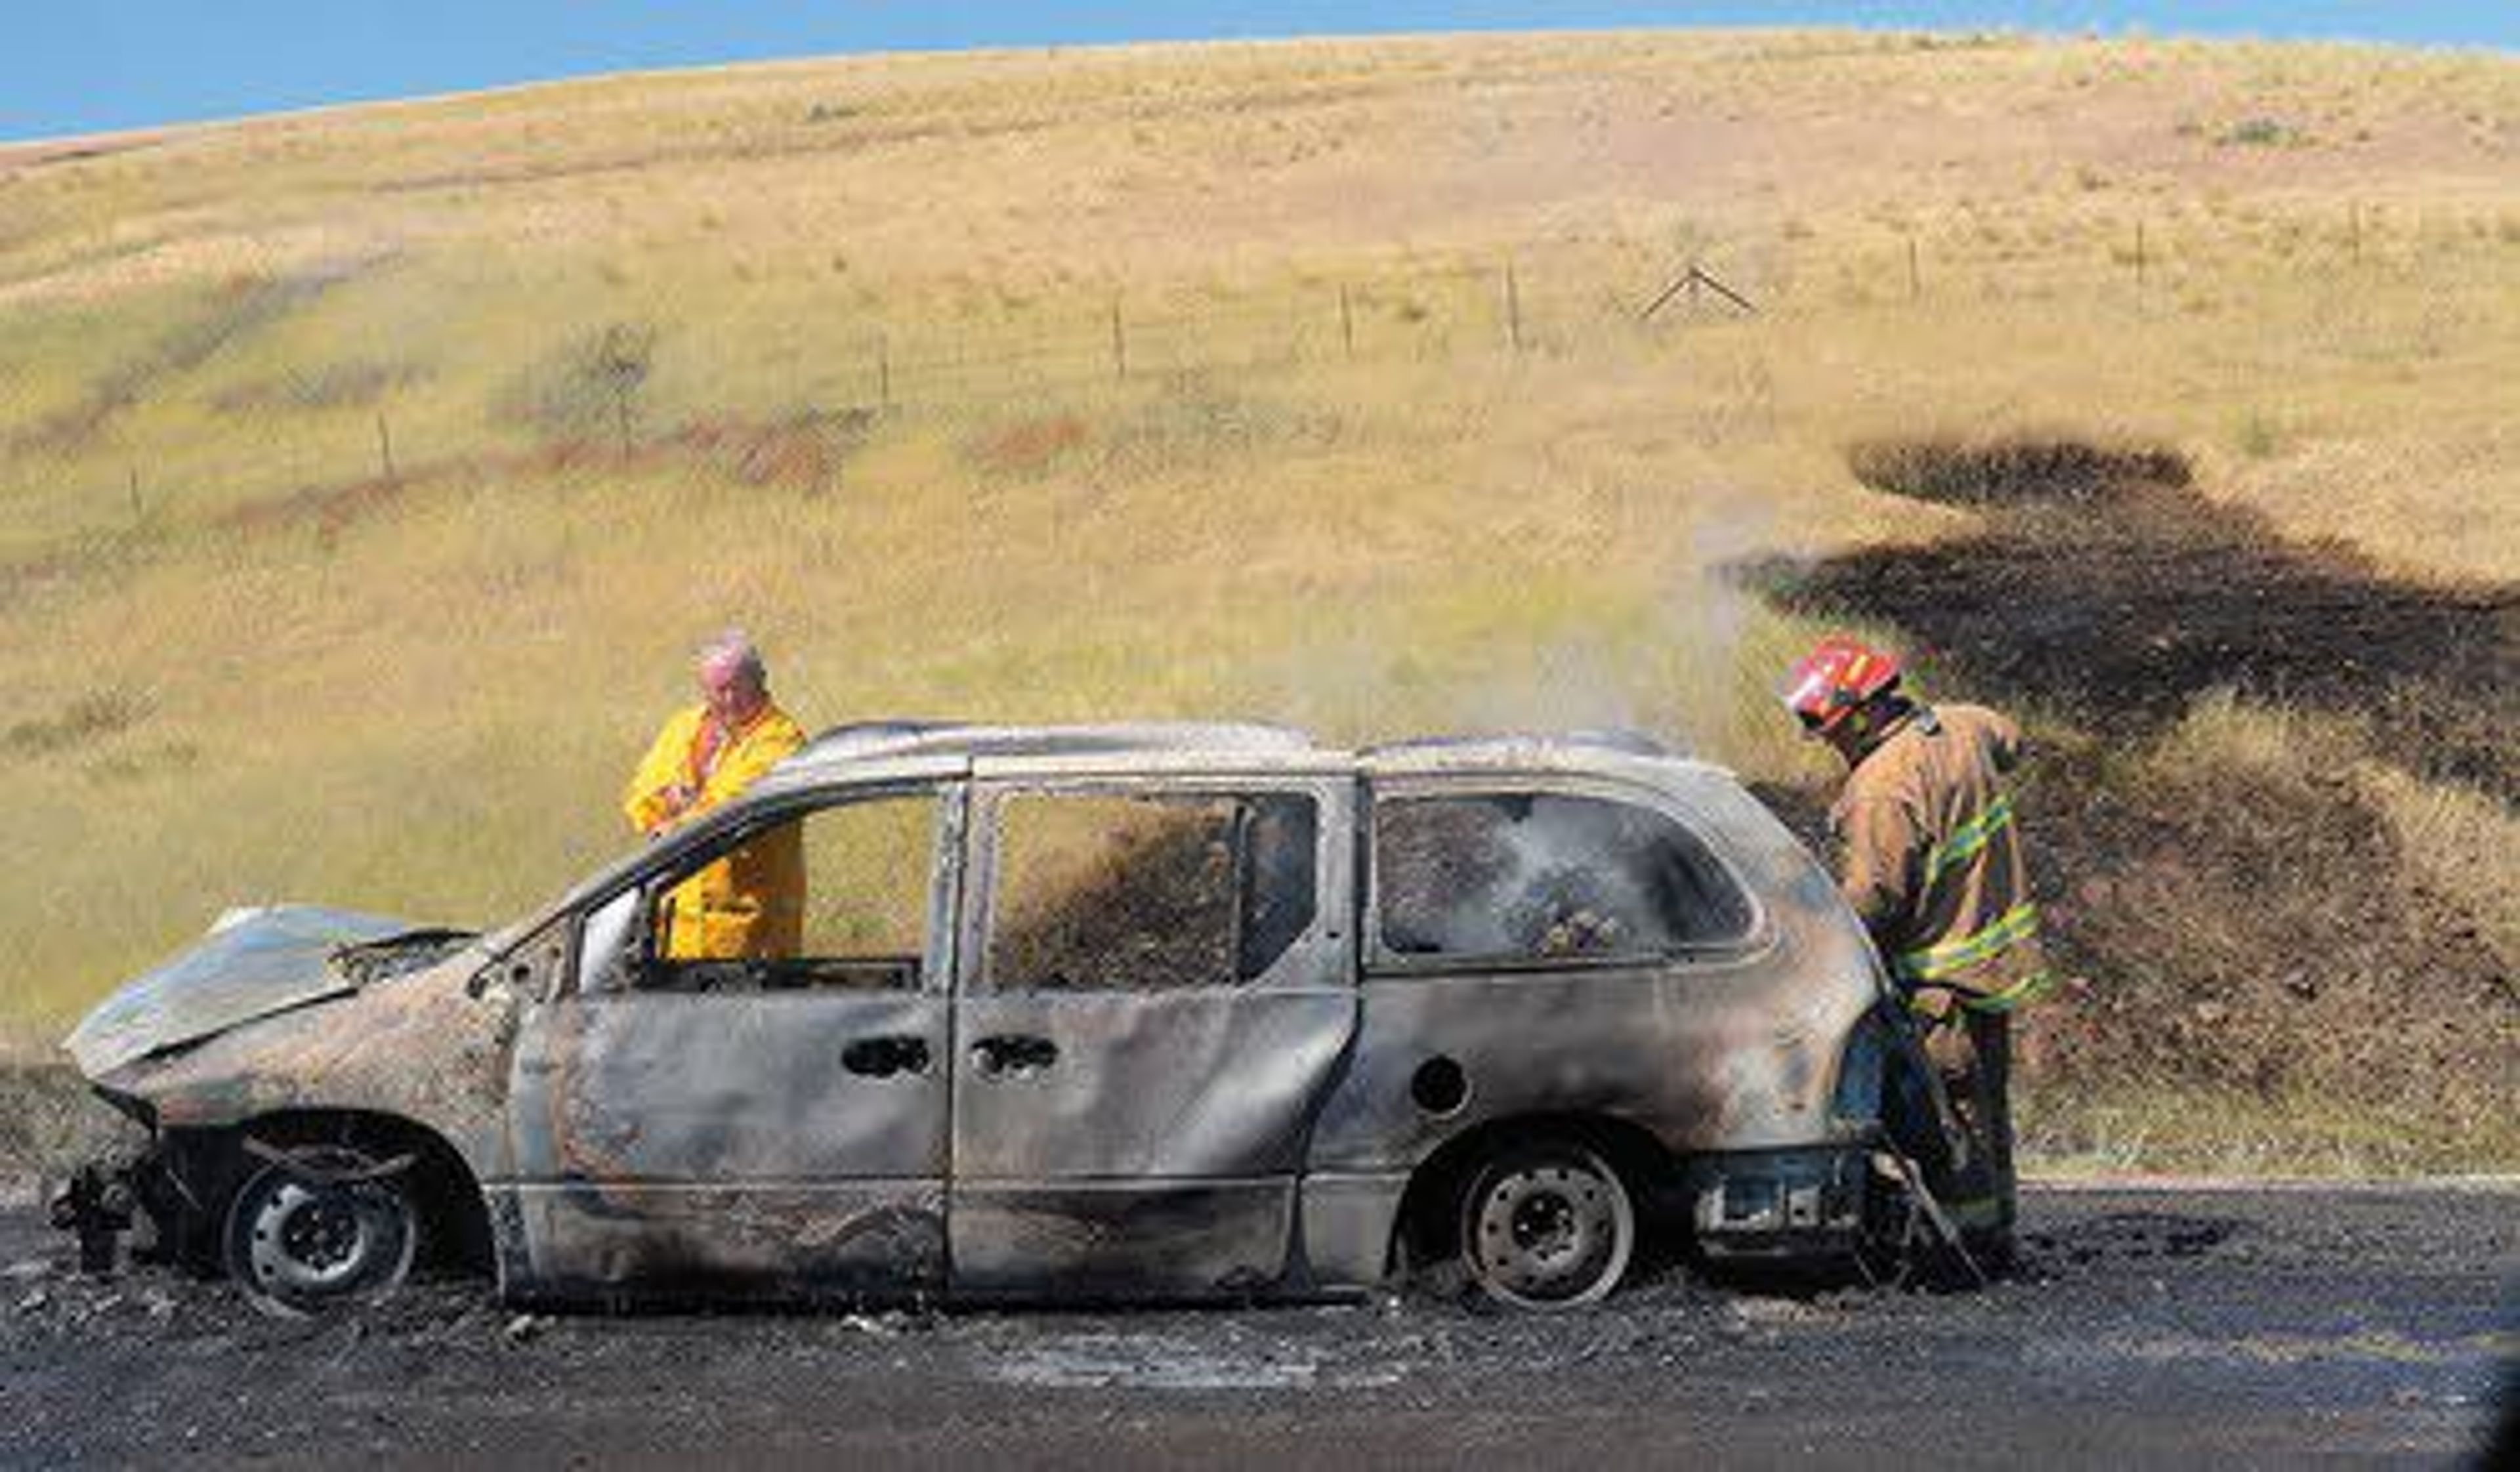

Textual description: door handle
[841,1035,931,1079]
[970,1034,1059,1078]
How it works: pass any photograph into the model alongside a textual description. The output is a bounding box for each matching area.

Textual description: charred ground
[1,1185,2507,1466]
[1744,435,2517,1166]
[1774,434,2513,797]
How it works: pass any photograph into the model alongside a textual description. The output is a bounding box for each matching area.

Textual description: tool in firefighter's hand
[1872,994,1989,1289]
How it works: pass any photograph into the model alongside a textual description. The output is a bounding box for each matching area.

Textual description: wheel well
[234,1110,495,1275]
[1390,1112,1677,1271]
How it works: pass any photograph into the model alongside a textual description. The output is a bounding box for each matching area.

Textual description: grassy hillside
[1,30,2512,1170]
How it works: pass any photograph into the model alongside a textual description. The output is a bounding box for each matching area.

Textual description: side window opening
[1236,796,1319,982]
[1374,791,1751,965]
[576,887,644,995]
[634,793,939,994]
[986,791,1318,992]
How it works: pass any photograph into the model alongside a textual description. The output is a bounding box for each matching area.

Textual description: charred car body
[58,723,1937,1313]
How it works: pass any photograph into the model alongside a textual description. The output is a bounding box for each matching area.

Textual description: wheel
[222,1146,419,1317]
[1456,1137,1636,1311]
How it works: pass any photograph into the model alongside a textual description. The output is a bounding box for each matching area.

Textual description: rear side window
[1374,792,1752,963]
[986,791,1319,991]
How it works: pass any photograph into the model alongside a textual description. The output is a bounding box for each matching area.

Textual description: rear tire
[222,1146,419,1318]
[1455,1137,1636,1311]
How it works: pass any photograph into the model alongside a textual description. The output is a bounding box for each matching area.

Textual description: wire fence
[1,200,2508,541]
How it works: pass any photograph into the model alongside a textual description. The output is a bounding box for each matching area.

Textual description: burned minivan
[58,723,1924,1314]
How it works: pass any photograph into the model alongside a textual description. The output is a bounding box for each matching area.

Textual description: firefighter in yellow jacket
[1783,635,2052,1263]
[622,631,807,960]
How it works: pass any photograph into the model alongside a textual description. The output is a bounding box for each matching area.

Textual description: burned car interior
[630,791,943,995]
[1374,790,1756,962]
[986,791,1320,993]
[56,723,1911,1316]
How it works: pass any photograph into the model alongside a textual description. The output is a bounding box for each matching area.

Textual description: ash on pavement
[2,1186,2509,1467]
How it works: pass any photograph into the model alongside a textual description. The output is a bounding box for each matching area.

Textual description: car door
[502,769,965,1299]
[948,768,1357,1298]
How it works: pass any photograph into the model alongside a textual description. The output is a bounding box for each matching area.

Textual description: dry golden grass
[0,31,2511,1167]
[2018,1082,2513,1179]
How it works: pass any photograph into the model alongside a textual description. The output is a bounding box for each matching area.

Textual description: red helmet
[1782,635,1902,735]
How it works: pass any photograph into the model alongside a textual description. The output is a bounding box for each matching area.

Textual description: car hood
[64,905,469,1078]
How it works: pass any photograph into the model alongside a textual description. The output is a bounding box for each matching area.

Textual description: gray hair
[696,629,767,686]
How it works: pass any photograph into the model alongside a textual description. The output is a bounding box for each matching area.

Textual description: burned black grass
[1748,436,2515,798]
[1844,432,2191,507]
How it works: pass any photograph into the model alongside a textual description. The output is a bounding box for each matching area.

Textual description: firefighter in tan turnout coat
[1784,635,2052,1261]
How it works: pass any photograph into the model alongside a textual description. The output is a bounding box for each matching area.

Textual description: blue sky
[6,3,2511,143]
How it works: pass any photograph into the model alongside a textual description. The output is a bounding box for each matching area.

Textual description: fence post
[1110,297,1128,380]
[1339,284,1355,361]
[375,410,397,482]
[2349,202,2361,263]
[128,467,143,526]
[824,412,843,500]
[1503,261,1523,353]
[1906,235,1921,301]
[877,333,891,409]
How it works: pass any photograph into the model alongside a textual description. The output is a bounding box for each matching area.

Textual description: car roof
[769,721,1723,784]
[784,720,1314,767]
[490,721,1775,960]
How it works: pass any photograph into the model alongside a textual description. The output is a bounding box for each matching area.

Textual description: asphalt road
[2,1184,2511,1468]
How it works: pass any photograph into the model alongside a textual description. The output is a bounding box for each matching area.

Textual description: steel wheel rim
[1468,1158,1627,1306]
[245,1179,390,1297]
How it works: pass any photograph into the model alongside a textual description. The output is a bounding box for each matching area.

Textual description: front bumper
[47,1115,234,1276]
[49,1161,138,1272]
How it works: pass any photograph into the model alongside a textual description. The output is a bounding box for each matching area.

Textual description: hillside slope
[1,30,2512,1167]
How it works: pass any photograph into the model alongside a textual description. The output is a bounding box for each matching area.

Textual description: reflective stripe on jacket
[1832,702,2048,1007]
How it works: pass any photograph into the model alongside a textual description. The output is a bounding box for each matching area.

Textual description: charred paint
[950,1182,1297,1299]
[505,1184,946,1301]
[63,723,1894,1307]
[66,906,440,1076]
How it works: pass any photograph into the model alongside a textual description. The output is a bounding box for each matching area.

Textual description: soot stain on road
[1742,434,2517,800]
[2024,1209,2236,1267]
[3,1190,2509,1465]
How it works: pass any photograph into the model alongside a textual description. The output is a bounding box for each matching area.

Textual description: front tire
[222,1146,419,1317]
[1456,1137,1636,1311]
